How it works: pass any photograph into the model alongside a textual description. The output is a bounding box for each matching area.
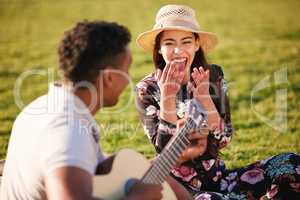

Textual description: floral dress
[135,64,300,199]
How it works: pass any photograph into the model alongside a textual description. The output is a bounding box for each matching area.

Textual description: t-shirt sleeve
[39,115,99,176]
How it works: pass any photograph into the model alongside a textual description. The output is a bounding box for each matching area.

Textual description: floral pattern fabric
[135,64,300,199]
[192,153,300,200]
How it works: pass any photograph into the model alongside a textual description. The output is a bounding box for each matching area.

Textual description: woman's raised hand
[156,61,185,96]
[188,67,210,103]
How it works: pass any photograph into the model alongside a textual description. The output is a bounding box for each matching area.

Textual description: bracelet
[124,178,137,196]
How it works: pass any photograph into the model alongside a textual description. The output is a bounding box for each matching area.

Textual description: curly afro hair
[58,20,131,83]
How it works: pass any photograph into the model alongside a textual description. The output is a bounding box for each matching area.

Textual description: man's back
[0,84,104,199]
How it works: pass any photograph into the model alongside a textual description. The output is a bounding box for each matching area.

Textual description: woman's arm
[160,92,177,124]
[190,65,234,149]
[198,97,221,131]
[135,82,177,153]
[191,67,222,131]
[135,62,185,152]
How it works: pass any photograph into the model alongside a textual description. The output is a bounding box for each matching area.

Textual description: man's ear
[100,69,114,89]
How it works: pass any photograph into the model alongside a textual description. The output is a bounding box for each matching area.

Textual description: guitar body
[93,100,207,199]
[93,149,177,200]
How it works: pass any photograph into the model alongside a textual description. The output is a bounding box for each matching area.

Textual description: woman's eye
[164,42,173,46]
[183,41,192,44]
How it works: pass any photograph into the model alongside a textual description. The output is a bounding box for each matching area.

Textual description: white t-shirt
[0,83,105,199]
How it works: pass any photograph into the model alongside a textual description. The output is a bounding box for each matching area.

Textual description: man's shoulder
[14,92,89,135]
[13,94,49,129]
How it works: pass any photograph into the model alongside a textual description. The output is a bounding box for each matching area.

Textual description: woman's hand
[189,66,222,132]
[176,117,208,166]
[156,61,185,96]
[176,132,208,165]
[157,61,185,124]
[188,67,210,103]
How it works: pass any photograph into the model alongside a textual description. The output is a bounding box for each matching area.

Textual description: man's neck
[62,80,101,116]
[74,89,101,116]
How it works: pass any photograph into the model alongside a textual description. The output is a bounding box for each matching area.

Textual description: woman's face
[159,30,200,83]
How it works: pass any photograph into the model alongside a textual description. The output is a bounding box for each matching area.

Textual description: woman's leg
[216,152,300,199]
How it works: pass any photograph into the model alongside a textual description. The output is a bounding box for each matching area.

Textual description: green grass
[0,0,299,169]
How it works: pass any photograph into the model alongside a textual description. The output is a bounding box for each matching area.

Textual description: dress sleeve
[135,80,176,153]
[209,65,234,149]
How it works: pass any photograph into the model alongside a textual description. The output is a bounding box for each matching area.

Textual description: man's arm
[45,166,163,200]
[45,166,97,200]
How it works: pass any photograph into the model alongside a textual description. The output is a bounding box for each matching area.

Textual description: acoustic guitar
[93,99,207,199]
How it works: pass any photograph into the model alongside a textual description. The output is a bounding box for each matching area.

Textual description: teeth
[173,58,187,63]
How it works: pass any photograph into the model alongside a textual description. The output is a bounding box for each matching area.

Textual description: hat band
[153,19,200,32]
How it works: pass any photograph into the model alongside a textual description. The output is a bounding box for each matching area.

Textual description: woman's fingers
[200,67,210,81]
[187,81,195,93]
[190,66,210,100]
[188,132,207,140]
[181,145,205,160]
[177,70,185,82]
[176,118,186,130]
[205,69,210,80]
[198,67,204,77]
[156,69,162,81]
[192,67,203,86]
[168,61,185,83]
[191,67,210,86]
[176,132,208,165]
[161,61,190,85]
[166,61,176,81]
[161,62,171,83]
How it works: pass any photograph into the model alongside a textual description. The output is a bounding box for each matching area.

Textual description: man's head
[58,21,132,108]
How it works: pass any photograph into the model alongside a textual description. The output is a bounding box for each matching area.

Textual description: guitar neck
[141,117,196,185]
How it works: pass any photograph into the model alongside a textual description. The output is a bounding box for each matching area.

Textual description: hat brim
[136,26,218,54]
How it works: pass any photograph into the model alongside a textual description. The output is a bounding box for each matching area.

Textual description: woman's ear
[158,49,162,54]
[195,38,200,51]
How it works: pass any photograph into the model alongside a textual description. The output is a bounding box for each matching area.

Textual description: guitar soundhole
[95,155,115,175]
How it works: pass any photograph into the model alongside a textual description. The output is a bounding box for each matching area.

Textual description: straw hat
[136,5,218,54]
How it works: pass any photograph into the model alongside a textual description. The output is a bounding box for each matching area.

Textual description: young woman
[135,4,300,200]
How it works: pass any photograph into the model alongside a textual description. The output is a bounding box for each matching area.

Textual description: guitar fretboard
[141,117,200,185]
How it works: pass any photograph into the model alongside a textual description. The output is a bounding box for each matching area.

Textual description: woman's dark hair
[206,133,219,158]
[58,20,131,83]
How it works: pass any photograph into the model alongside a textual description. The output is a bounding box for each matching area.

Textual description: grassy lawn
[0,0,299,169]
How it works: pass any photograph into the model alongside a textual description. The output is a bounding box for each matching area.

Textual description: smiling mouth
[172,58,187,72]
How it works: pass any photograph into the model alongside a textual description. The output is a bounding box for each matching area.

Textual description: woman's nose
[174,47,182,54]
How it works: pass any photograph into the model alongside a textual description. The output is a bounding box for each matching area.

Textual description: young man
[0,21,191,200]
